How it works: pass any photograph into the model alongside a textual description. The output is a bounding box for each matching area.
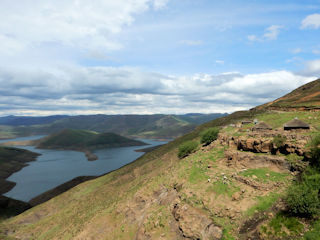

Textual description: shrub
[200,127,219,146]
[286,182,320,217]
[272,134,287,148]
[178,141,198,158]
[309,134,320,169]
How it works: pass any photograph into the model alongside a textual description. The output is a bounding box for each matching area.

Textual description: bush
[178,141,198,158]
[200,127,219,146]
[286,180,320,217]
[309,134,320,169]
[273,134,287,148]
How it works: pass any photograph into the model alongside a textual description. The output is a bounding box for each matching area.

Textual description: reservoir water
[3,136,167,202]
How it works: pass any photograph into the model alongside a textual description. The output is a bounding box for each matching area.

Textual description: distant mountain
[0,115,68,126]
[178,113,228,125]
[1,113,227,139]
[256,78,320,111]
[37,129,146,150]
[3,79,320,239]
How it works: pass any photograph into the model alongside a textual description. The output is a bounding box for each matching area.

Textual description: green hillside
[257,78,320,110]
[1,80,320,239]
[37,129,146,150]
[6,113,226,140]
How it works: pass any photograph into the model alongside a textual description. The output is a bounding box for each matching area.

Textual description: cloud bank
[0,65,315,116]
[0,0,166,55]
[301,13,320,29]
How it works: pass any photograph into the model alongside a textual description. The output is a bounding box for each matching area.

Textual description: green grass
[189,165,208,184]
[206,180,240,198]
[222,229,235,240]
[260,213,305,238]
[246,193,281,216]
[304,220,320,240]
[38,129,145,150]
[3,108,317,239]
[240,168,289,183]
[255,111,320,129]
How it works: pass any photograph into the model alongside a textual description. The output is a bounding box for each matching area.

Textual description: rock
[265,173,270,177]
[172,203,222,240]
[252,175,258,179]
[232,192,241,201]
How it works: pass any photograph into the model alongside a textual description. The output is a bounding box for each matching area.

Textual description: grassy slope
[0,109,265,238]
[1,109,319,239]
[2,80,320,239]
[257,78,320,109]
[37,129,146,150]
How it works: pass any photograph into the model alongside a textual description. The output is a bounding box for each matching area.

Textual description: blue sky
[0,0,319,115]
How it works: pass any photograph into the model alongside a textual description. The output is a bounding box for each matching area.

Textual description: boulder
[172,203,222,240]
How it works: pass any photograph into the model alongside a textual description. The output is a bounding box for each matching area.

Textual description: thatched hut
[284,118,310,130]
[241,120,252,125]
[252,121,272,131]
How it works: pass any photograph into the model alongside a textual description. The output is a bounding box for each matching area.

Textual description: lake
[3,136,167,202]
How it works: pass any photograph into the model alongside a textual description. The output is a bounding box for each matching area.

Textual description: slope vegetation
[1,80,320,239]
[257,78,320,111]
[4,113,226,140]
[37,129,146,150]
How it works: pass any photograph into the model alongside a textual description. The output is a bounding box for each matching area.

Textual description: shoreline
[0,147,40,196]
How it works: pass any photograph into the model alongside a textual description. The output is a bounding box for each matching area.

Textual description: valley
[0,79,319,239]
[0,113,227,140]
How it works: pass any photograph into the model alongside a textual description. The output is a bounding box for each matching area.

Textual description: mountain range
[1,79,320,239]
[0,113,227,140]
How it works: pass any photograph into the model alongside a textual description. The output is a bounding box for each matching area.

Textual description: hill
[0,146,39,221]
[1,80,320,239]
[257,78,320,111]
[0,147,40,196]
[0,115,68,126]
[0,113,227,140]
[37,129,147,150]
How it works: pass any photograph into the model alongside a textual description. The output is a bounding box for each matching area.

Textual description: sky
[0,0,319,116]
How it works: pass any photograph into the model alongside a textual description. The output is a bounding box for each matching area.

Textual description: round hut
[284,118,310,130]
[252,121,272,131]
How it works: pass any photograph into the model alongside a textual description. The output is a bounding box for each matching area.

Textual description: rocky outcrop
[225,150,289,170]
[84,150,98,161]
[219,132,308,156]
[172,203,222,240]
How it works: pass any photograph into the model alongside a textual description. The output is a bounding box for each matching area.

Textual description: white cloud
[312,49,320,55]
[153,0,170,10]
[263,25,283,40]
[301,59,320,76]
[0,65,314,115]
[291,48,302,54]
[0,0,170,55]
[247,35,258,41]
[248,25,283,42]
[215,60,225,65]
[301,13,320,29]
